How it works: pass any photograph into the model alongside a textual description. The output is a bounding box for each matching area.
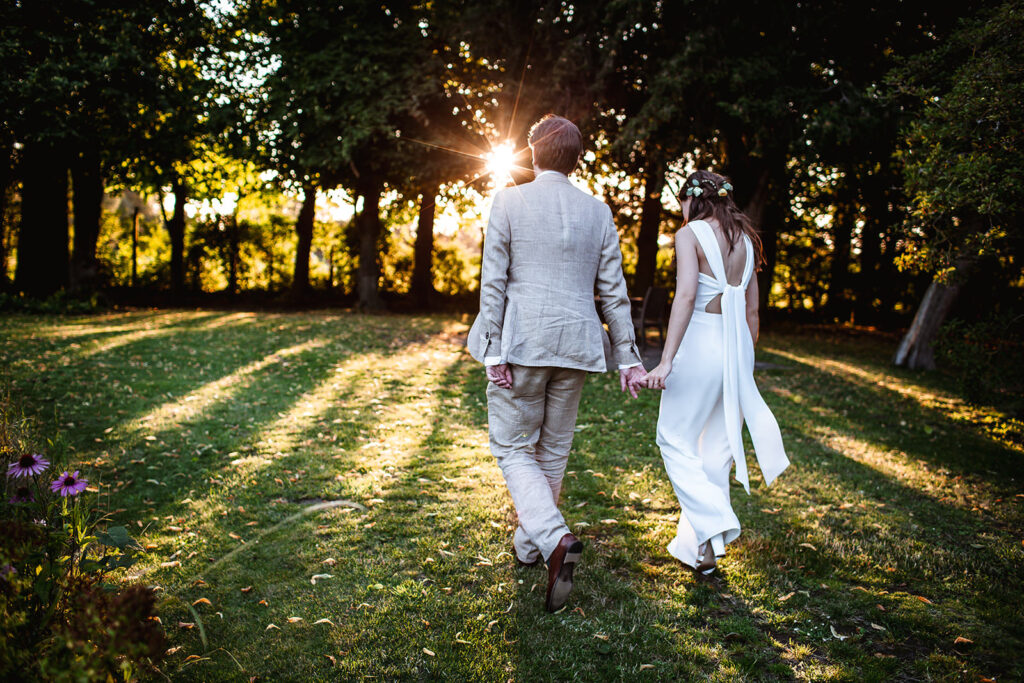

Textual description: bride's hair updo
[678,170,764,266]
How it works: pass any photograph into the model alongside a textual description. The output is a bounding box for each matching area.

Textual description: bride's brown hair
[679,170,764,267]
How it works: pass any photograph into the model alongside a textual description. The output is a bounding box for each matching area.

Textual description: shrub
[0,398,165,681]
[935,314,1024,406]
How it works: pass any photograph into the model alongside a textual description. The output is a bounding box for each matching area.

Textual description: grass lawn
[1,310,1022,681]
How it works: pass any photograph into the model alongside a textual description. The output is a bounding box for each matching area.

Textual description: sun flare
[485,142,517,183]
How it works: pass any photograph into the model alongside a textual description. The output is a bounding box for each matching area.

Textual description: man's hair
[528,114,583,175]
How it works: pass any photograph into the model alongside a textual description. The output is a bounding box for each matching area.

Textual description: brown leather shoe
[545,533,583,612]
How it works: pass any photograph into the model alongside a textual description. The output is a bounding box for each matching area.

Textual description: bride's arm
[644,228,699,390]
[745,275,760,346]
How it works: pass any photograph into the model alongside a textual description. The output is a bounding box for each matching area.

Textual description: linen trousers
[486,364,587,562]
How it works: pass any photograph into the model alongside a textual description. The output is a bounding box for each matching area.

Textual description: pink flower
[9,486,34,503]
[50,471,88,497]
[7,453,50,478]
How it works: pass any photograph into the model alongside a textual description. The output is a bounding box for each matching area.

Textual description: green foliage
[0,398,164,681]
[0,291,103,315]
[935,314,1024,407]
[892,1,1024,279]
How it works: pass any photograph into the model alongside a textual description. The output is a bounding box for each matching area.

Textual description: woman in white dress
[643,170,789,574]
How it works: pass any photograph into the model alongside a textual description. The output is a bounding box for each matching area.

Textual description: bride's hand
[644,362,671,390]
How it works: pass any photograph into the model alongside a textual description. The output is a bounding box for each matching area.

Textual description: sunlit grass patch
[0,311,1021,681]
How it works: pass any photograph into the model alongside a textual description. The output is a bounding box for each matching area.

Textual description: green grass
[1,311,1021,681]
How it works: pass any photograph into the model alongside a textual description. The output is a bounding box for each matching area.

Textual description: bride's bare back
[694,218,747,314]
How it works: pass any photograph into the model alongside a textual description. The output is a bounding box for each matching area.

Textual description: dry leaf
[240,586,253,593]
[870,623,886,631]
[600,519,618,525]
[954,636,974,645]
[178,622,195,629]
[310,574,333,585]
[779,592,795,602]
[639,664,655,671]
[829,625,847,640]
[183,655,202,663]
[287,617,303,623]
[322,558,337,567]
[454,632,471,644]
[325,655,336,665]
[313,618,335,626]
[916,595,934,605]
[593,634,609,641]
[265,623,280,631]
[228,532,243,541]
[799,543,817,551]
[165,646,182,655]
[258,599,268,606]
[192,598,212,607]
[422,648,435,657]
[160,560,181,568]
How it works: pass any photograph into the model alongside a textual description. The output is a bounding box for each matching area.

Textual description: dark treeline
[0,1,1021,370]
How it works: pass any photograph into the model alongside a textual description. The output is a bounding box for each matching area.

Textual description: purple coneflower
[9,486,34,503]
[50,470,88,497]
[7,453,50,478]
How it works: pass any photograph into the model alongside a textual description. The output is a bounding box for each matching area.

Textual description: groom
[467,114,647,612]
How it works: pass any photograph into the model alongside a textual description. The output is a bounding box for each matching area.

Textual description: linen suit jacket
[467,172,642,372]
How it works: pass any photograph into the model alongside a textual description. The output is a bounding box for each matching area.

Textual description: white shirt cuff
[484,356,504,366]
[618,362,642,370]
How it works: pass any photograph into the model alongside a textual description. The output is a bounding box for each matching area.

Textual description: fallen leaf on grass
[313,618,335,626]
[160,560,181,568]
[851,586,871,593]
[829,625,847,640]
[325,655,336,665]
[240,586,253,593]
[258,599,268,606]
[600,519,618,525]
[178,622,195,629]
[799,543,817,551]
[183,655,202,663]
[639,664,655,671]
[954,636,974,645]
[165,647,182,655]
[287,617,303,623]
[593,634,609,641]
[191,598,211,607]
[915,595,934,605]
[422,648,435,657]
[870,623,886,631]
[310,574,333,585]
[265,624,280,631]
[322,558,337,567]
[761,508,780,514]
[779,592,795,602]
[572,607,586,616]
[454,632,471,644]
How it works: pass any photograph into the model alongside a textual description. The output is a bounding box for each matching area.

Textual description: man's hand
[486,363,513,389]
[619,365,647,399]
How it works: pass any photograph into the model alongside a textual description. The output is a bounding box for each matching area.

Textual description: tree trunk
[168,179,187,294]
[227,205,240,295]
[741,169,774,313]
[825,202,855,321]
[893,258,972,370]
[69,144,104,292]
[131,207,139,287]
[292,184,316,297]
[14,140,69,297]
[634,165,664,295]
[357,178,384,310]
[410,180,440,308]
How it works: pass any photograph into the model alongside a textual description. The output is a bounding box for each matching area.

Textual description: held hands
[619,365,648,399]
[486,363,513,389]
[642,362,671,390]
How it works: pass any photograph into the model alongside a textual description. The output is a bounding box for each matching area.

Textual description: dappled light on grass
[1,314,1022,680]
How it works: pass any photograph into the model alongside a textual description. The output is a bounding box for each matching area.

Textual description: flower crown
[684,177,734,198]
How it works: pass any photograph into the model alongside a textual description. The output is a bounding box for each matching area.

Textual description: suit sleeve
[477,190,511,361]
[595,205,643,367]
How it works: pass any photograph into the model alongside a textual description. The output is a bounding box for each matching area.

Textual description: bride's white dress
[656,219,790,566]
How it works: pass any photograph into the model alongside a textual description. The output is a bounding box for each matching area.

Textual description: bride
[642,170,789,574]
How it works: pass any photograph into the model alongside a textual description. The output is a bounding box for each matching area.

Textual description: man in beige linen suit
[467,115,647,612]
